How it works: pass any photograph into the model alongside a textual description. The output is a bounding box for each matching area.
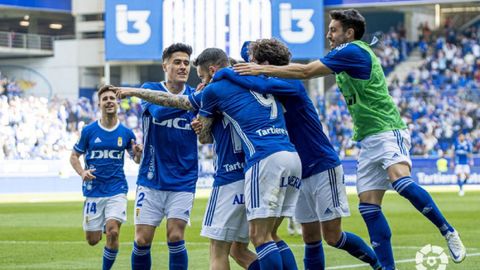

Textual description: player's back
[75,120,134,197]
[211,69,340,179]
[277,79,341,178]
[138,82,198,192]
[200,79,295,170]
[189,91,245,186]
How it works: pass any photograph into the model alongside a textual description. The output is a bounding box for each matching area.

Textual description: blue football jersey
[74,120,135,197]
[199,73,296,170]
[320,43,372,80]
[455,140,472,165]
[138,82,198,192]
[189,92,245,186]
[213,68,341,178]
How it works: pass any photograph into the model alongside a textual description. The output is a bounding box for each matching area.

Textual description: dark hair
[162,43,193,62]
[228,57,239,65]
[97,84,114,99]
[193,48,229,70]
[249,38,291,66]
[329,9,366,40]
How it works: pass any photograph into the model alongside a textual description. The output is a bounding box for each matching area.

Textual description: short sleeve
[319,43,372,80]
[74,127,88,154]
[199,85,218,118]
[188,91,202,111]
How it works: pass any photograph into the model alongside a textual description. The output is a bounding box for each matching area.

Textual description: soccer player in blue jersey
[233,9,466,269]
[451,133,473,196]
[215,38,380,270]
[195,48,302,270]
[113,72,259,269]
[70,85,142,270]
[130,43,198,270]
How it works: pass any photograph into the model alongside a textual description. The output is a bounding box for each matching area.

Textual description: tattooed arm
[114,87,193,110]
[195,116,214,144]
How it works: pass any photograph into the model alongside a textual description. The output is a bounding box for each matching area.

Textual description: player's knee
[135,235,152,247]
[249,231,268,247]
[86,235,101,246]
[229,244,244,261]
[167,232,183,243]
[323,231,341,247]
[106,229,119,242]
[301,226,321,244]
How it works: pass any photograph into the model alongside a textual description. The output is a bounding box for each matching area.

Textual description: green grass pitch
[0,191,478,269]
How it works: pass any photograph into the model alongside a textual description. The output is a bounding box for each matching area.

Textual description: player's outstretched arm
[213,68,298,96]
[113,86,193,110]
[233,60,332,79]
[70,151,96,181]
[193,116,213,144]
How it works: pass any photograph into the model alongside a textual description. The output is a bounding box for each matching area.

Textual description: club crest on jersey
[117,137,123,147]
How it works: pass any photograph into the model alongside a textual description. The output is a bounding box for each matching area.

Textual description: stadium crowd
[0,25,479,160]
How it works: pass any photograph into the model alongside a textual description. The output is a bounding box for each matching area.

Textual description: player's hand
[112,87,135,99]
[196,82,207,92]
[233,62,263,75]
[450,162,454,170]
[131,139,143,157]
[191,118,203,135]
[81,169,96,181]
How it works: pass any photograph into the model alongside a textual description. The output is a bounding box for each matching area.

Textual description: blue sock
[276,240,298,270]
[247,259,260,270]
[359,203,395,270]
[392,176,453,235]
[255,241,283,270]
[168,240,188,270]
[303,241,325,270]
[334,232,379,268]
[131,242,151,270]
[458,177,464,191]
[103,247,118,270]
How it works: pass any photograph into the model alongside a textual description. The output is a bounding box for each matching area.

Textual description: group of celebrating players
[69,9,467,270]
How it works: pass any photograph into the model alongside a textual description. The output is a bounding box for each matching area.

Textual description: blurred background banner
[104,0,324,61]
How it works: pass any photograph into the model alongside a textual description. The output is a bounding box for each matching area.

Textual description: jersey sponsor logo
[233,194,245,205]
[117,137,123,147]
[223,161,245,173]
[280,176,301,189]
[94,137,102,143]
[153,117,192,130]
[115,4,151,45]
[255,126,288,137]
[90,149,124,159]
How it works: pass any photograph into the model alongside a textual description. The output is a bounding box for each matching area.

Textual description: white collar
[98,119,120,132]
[161,81,186,95]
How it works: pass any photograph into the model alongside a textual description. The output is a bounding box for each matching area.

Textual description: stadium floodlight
[49,23,63,30]
[19,21,29,27]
